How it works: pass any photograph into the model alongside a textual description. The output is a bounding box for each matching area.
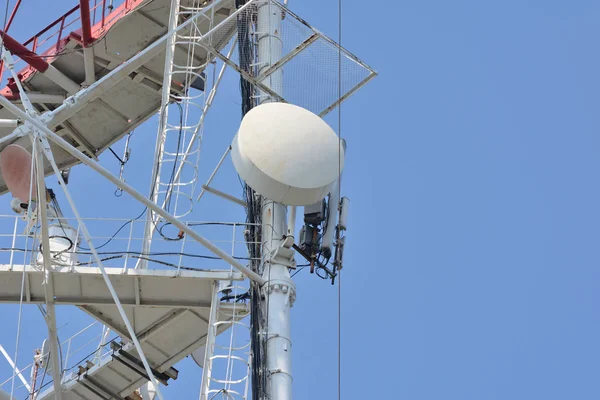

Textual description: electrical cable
[77,207,147,251]
[233,3,269,397]
[164,101,184,214]
[0,248,254,262]
[337,0,343,398]
[107,146,125,165]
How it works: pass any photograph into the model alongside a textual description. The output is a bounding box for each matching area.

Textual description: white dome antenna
[231,103,344,206]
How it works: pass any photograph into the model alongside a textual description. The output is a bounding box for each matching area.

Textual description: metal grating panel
[202,0,377,116]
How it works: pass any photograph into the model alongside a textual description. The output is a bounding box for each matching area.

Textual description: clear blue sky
[1,1,600,399]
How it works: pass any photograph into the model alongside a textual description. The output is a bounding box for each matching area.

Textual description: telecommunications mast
[0,1,376,399]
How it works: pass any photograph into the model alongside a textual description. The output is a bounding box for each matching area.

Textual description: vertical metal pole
[256,2,294,399]
[9,216,18,271]
[34,134,63,400]
[80,0,96,85]
[101,0,106,28]
[199,281,220,400]
[56,18,66,52]
[93,0,98,25]
[63,338,72,377]
[138,0,180,269]
[95,325,110,364]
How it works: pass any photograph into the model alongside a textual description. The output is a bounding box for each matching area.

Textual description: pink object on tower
[0,144,36,201]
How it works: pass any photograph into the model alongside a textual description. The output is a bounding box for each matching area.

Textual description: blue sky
[1,1,600,399]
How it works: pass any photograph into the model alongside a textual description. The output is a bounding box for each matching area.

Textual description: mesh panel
[260,35,375,116]
[197,0,376,116]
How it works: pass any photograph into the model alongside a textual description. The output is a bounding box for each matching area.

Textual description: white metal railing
[0,214,258,273]
[0,320,117,399]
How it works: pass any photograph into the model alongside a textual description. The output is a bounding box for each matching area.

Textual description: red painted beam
[79,0,93,47]
[4,0,22,32]
[0,31,49,72]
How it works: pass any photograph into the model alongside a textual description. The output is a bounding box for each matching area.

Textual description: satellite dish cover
[0,144,36,201]
[231,103,344,206]
[41,339,52,372]
[140,381,157,400]
[191,345,206,368]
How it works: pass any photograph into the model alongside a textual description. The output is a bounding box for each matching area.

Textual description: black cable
[75,254,206,271]
[164,101,184,214]
[77,250,253,260]
[107,146,125,165]
[38,235,74,260]
[62,336,119,374]
[221,291,250,302]
[290,264,311,278]
[77,207,146,251]
[234,3,266,398]
[337,0,344,398]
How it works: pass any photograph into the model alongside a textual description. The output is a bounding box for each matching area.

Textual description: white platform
[0,265,249,399]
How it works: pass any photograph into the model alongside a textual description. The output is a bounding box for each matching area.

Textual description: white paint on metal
[82,46,96,86]
[33,135,64,400]
[255,2,295,399]
[0,119,19,128]
[141,381,158,400]
[232,103,344,206]
[201,185,246,207]
[43,65,80,95]
[287,205,297,238]
[199,281,220,400]
[0,264,242,307]
[196,145,232,203]
[191,345,206,369]
[0,345,30,392]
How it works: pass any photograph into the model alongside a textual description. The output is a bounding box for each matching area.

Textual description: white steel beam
[13,93,66,104]
[43,65,80,95]
[199,282,220,400]
[196,145,232,203]
[0,345,31,392]
[34,134,64,400]
[0,127,26,147]
[0,118,19,128]
[201,185,246,207]
[83,47,96,86]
